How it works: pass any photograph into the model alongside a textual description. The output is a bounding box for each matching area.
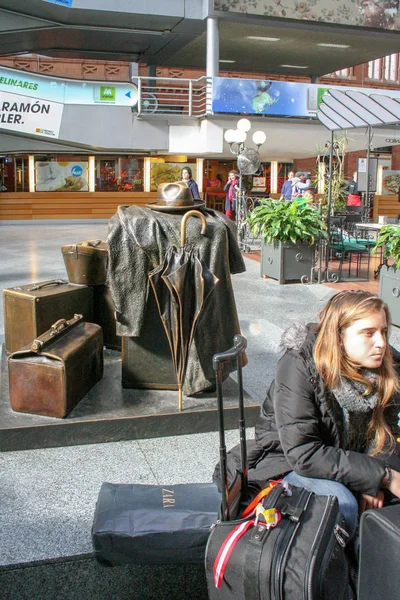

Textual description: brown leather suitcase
[92,284,121,350]
[122,291,177,390]
[61,240,108,285]
[3,279,93,354]
[8,314,103,418]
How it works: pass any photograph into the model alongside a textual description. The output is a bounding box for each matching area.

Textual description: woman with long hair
[181,166,200,200]
[244,290,400,540]
[223,170,239,220]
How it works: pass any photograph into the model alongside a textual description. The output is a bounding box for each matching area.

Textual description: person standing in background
[224,170,239,220]
[181,166,200,200]
[280,170,294,201]
[346,172,363,207]
[292,172,312,199]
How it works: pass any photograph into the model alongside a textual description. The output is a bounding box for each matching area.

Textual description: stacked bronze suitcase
[3,279,93,354]
[61,240,121,350]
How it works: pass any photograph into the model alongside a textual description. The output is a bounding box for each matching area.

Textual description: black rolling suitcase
[205,339,351,600]
[358,503,400,600]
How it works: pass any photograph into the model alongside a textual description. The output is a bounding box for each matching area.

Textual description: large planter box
[379,265,400,327]
[261,241,315,284]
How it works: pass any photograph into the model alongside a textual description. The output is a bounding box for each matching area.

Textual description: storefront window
[15,157,29,192]
[35,156,89,192]
[96,157,144,191]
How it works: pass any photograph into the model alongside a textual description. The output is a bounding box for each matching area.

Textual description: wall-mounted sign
[0,67,138,107]
[212,78,400,118]
[0,90,64,138]
[43,0,73,6]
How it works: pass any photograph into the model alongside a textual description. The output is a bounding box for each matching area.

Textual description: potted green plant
[372,224,400,326]
[245,198,327,284]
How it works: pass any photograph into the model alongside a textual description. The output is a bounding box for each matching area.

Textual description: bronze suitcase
[61,240,108,286]
[8,314,103,418]
[92,284,121,351]
[3,279,93,354]
[122,292,177,389]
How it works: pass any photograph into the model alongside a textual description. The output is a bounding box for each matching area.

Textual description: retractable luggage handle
[213,334,247,521]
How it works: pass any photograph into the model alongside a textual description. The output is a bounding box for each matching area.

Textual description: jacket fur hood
[279,323,315,353]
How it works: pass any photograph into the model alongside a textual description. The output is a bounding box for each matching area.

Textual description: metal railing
[136,76,211,117]
[237,193,263,252]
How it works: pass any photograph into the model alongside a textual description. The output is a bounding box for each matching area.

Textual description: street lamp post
[224,119,266,251]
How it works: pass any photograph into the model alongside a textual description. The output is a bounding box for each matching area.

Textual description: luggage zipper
[303,498,349,600]
[272,488,313,600]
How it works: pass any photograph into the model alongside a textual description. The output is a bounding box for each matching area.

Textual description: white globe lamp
[252,130,267,147]
[237,118,251,133]
[224,129,237,144]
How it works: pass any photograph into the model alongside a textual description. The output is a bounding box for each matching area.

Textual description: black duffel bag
[92,481,220,566]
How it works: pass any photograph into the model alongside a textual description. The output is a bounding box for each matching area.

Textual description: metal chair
[328,216,371,281]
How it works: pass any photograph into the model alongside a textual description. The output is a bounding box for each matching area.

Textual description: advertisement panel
[36,161,88,191]
[0,90,64,138]
[381,170,400,195]
[212,78,400,118]
[150,162,197,191]
[0,67,138,107]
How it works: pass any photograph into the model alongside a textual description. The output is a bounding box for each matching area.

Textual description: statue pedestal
[0,346,258,452]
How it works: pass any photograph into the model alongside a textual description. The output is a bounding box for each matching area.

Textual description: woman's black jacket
[222,323,400,497]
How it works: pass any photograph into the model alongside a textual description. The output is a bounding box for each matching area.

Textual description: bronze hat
[146,181,205,213]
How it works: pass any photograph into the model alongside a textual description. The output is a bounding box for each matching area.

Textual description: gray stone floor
[2,221,400,570]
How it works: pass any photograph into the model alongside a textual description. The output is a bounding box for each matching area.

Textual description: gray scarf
[333,370,379,452]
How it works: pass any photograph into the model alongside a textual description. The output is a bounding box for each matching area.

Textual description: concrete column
[206,17,219,78]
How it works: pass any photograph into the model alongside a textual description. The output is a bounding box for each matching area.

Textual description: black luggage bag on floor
[92,481,221,566]
[358,503,400,600]
[205,339,351,600]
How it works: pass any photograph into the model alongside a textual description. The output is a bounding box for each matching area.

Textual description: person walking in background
[280,170,294,201]
[181,166,200,200]
[224,170,239,220]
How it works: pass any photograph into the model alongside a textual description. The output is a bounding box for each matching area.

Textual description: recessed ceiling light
[280,64,308,69]
[219,59,235,63]
[317,43,350,49]
[246,36,280,42]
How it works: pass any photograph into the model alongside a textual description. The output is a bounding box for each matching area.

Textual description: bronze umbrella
[148,210,219,411]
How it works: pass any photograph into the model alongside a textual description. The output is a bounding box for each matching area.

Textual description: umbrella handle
[180,210,207,247]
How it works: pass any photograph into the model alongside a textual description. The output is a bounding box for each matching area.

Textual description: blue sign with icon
[71,165,83,177]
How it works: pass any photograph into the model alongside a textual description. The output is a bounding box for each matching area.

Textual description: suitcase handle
[81,240,103,248]
[27,279,67,292]
[50,319,69,335]
[213,334,248,521]
[31,314,83,352]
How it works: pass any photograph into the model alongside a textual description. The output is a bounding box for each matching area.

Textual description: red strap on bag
[240,479,281,518]
[213,480,283,589]
[213,519,256,588]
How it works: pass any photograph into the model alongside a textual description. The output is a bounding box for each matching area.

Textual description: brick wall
[392,146,400,170]
[292,157,316,175]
